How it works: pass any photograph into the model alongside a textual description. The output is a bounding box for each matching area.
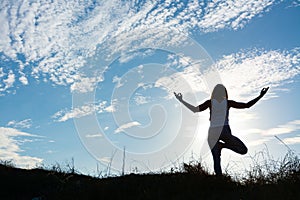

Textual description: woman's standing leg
[208,127,223,175]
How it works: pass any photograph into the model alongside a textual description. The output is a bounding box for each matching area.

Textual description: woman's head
[211,84,228,101]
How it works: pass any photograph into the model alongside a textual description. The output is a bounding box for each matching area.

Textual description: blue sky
[0,0,300,175]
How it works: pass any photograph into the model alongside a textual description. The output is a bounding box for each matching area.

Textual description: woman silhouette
[174,84,269,175]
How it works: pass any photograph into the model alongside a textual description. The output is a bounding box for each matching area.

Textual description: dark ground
[0,163,299,200]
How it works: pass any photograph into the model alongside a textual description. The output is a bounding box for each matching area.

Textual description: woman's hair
[211,84,228,100]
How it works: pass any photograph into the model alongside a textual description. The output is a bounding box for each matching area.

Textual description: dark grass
[0,151,300,200]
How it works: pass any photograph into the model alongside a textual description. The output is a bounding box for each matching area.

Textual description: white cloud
[52,105,96,122]
[156,47,300,101]
[7,119,32,129]
[198,0,275,32]
[243,120,300,146]
[99,156,111,164]
[104,105,116,113]
[0,68,5,78]
[155,61,208,99]
[134,94,150,105]
[290,0,300,7]
[119,49,156,64]
[86,133,103,138]
[52,100,116,122]
[248,137,271,147]
[105,0,278,56]
[112,76,124,88]
[282,136,300,145]
[4,70,15,88]
[19,76,28,85]
[215,48,300,100]
[0,0,281,94]
[262,120,300,136]
[115,121,141,134]
[0,127,43,169]
[0,70,16,93]
[70,76,104,93]
[0,0,130,93]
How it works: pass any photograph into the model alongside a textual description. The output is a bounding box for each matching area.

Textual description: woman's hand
[174,92,183,102]
[260,87,269,97]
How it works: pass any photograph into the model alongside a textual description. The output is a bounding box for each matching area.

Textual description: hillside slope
[1,163,300,200]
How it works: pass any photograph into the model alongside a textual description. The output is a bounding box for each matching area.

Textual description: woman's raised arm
[174,92,210,113]
[229,87,269,109]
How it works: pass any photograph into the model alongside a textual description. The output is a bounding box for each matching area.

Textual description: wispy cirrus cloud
[0,127,42,168]
[248,137,272,147]
[0,0,281,94]
[0,0,130,94]
[198,0,275,32]
[244,120,300,147]
[156,47,300,100]
[290,0,300,7]
[114,121,141,134]
[86,133,103,138]
[215,48,300,100]
[52,100,116,122]
[262,120,300,136]
[282,136,300,145]
[70,75,104,93]
[133,93,151,105]
[7,119,32,129]
[104,0,277,56]
[0,69,16,93]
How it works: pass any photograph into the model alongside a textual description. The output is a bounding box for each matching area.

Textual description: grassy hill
[1,154,300,200]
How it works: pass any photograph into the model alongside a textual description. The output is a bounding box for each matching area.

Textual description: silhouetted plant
[0,149,300,200]
[0,159,15,168]
[182,160,210,176]
[243,149,300,185]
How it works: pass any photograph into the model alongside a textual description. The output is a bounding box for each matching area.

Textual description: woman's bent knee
[241,146,248,155]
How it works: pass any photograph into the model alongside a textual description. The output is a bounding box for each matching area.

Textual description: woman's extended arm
[229,87,269,109]
[174,92,210,113]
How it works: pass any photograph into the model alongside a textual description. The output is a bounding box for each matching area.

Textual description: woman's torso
[210,99,229,127]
